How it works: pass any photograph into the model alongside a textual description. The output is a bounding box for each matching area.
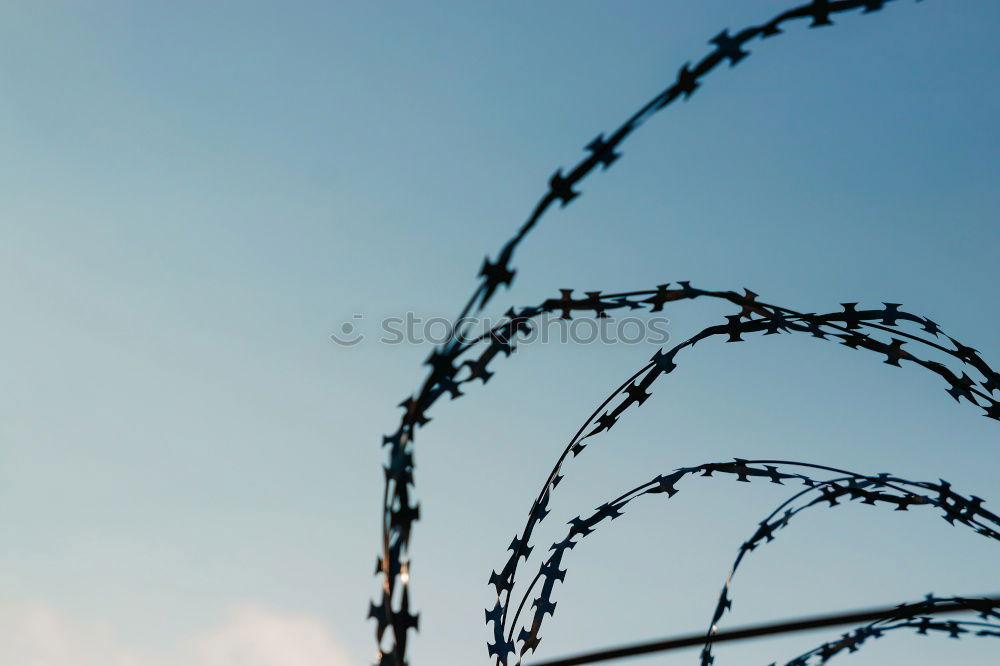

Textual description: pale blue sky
[1,2,999,665]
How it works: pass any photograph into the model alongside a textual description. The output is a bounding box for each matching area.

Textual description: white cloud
[192,605,356,666]
[0,601,357,666]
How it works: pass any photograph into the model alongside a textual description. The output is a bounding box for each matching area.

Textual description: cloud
[193,605,356,666]
[0,601,357,666]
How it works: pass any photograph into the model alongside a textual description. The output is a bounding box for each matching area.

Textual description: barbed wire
[484,288,999,656]
[365,1,999,665]
[775,595,1000,665]
[373,281,998,665]
[493,460,999,663]
[522,596,1000,665]
[700,477,999,664]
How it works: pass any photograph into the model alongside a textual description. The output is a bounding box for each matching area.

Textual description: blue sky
[1,1,998,665]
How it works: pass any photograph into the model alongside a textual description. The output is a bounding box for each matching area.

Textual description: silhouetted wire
[496,461,1000,663]
[777,596,1000,665]
[367,1,1000,665]
[486,291,999,661]
[373,280,999,665]
[520,596,1000,666]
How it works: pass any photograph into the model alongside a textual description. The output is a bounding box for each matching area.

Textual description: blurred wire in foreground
[525,595,1000,666]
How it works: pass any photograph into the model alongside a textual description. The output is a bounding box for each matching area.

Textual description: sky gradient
[2,2,999,665]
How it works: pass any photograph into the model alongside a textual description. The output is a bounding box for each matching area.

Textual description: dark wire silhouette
[367,1,999,665]
[521,596,1000,666]
[496,460,1000,663]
